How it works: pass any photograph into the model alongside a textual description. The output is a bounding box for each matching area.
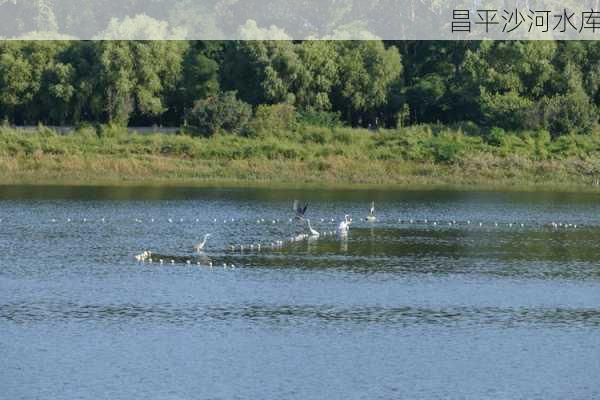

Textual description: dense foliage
[0,40,599,137]
[185,91,252,136]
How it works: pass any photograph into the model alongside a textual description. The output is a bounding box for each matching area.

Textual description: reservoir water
[1,186,600,399]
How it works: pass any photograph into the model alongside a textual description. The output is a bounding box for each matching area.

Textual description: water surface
[1,186,600,399]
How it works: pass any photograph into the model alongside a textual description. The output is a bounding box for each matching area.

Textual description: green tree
[0,43,33,122]
[296,41,339,111]
[95,40,186,125]
[332,41,402,126]
[222,40,307,106]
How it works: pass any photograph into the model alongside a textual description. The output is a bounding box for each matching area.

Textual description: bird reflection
[340,238,348,253]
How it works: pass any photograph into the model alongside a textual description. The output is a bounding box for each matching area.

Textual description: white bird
[306,219,320,238]
[294,233,309,242]
[193,234,211,253]
[366,201,376,222]
[338,215,351,236]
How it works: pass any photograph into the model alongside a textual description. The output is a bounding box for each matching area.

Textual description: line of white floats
[23,217,583,229]
[134,251,235,269]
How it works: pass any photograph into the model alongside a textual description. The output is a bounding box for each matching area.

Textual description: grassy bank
[1,124,600,191]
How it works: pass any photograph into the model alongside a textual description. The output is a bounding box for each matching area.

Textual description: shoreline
[2,163,600,195]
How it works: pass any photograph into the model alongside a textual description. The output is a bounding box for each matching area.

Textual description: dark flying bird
[293,200,308,220]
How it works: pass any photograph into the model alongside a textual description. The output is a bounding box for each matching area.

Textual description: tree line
[0,40,598,137]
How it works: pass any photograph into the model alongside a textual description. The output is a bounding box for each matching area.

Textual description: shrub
[98,123,128,139]
[539,93,596,137]
[185,91,252,137]
[250,103,297,136]
[74,125,99,140]
[430,132,469,163]
[332,130,353,145]
[301,126,331,145]
[298,110,342,128]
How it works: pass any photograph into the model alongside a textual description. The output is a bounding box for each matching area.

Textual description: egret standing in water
[193,234,211,253]
[366,201,377,222]
[293,200,308,220]
[338,215,351,237]
[306,219,320,238]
